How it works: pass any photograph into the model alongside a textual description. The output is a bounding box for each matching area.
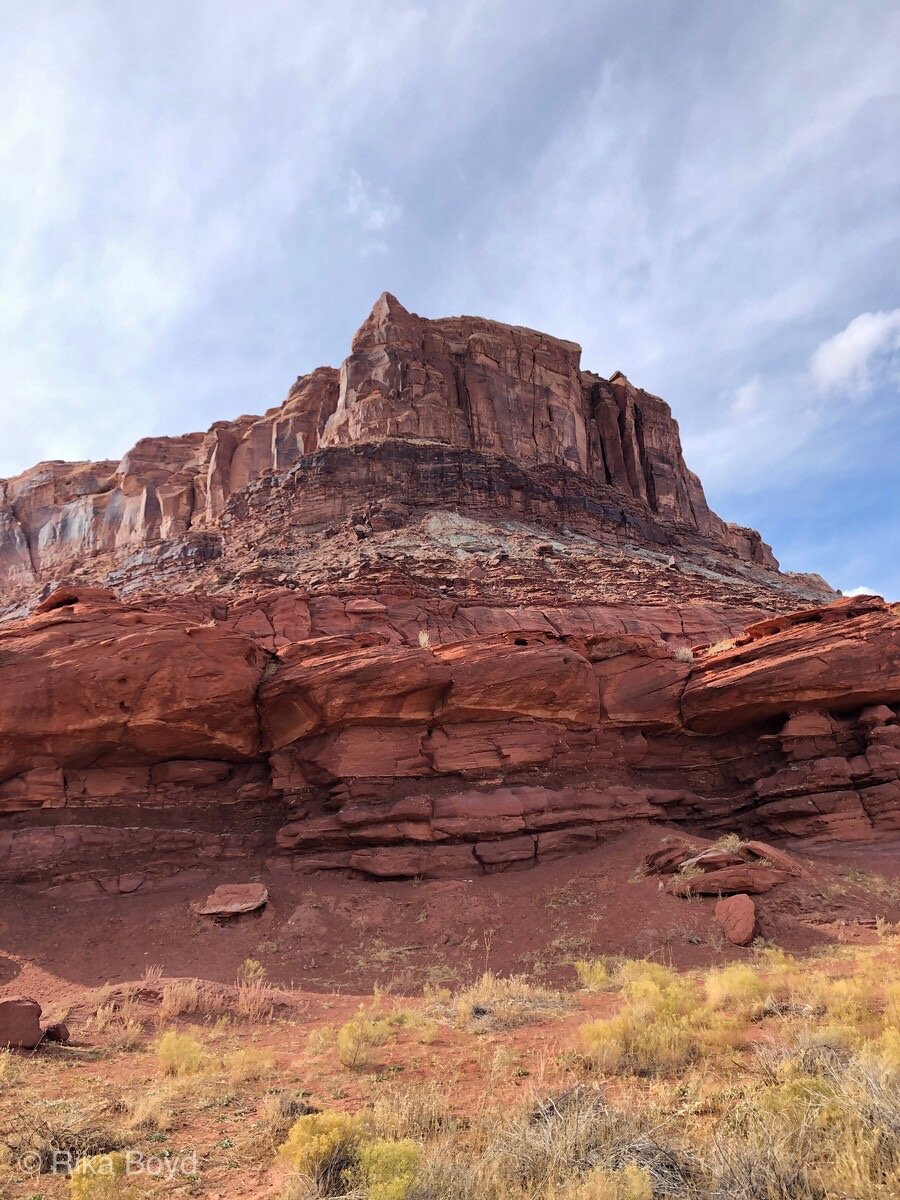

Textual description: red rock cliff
[0,294,807,612]
[3,295,886,891]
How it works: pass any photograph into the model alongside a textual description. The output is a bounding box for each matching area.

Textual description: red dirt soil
[3,824,898,1013]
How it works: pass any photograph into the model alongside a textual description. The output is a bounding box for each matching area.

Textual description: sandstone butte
[0,292,897,888]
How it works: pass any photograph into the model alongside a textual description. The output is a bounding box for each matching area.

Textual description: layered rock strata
[1,295,889,886]
[0,295,830,617]
[0,588,896,884]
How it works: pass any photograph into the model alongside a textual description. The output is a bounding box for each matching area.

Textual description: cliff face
[0,366,340,587]
[0,293,791,608]
[5,294,893,892]
[0,588,897,888]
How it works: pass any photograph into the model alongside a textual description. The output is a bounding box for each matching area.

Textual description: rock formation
[0,295,895,887]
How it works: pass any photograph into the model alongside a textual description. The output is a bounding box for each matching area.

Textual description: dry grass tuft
[430,972,570,1033]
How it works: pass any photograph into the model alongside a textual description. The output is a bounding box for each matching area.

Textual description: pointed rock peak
[609,370,629,384]
[374,291,410,318]
[351,291,419,351]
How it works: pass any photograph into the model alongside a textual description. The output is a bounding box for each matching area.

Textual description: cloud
[810,309,900,394]
[843,586,879,597]
[344,169,402,234]
[0,0,897,596]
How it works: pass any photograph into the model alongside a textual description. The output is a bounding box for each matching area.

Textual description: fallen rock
[641,841,750,876]
[742,839,808,878]
[0,996,43,1048]
[680,848,749,873]
[640,841,697,875]
[666,865,789,897]
[714,893,756,945]
[42,1020,70,1044]
[197,882,269,916]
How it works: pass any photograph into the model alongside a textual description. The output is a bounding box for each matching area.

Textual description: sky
[1,1,898,598]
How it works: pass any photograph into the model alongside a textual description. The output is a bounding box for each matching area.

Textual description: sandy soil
[3,824,898,1010]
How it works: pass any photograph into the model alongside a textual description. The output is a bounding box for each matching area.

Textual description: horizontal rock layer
[0,589,896,882]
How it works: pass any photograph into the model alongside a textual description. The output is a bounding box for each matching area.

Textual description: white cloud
[843,585,879,597]
[730,378,762,418]
[0,1,897,596]
[344,169,402,233]
[810,309,900,394]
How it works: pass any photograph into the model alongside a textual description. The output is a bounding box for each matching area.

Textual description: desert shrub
[224,1046,276,1082]
[615,960,681,991]
[1,1100,121,1176]
[582,968,743,1075]
[335,1009,392,1069]
[122,1086,176,1133]
[556,1162,653,1199]
[89,997,144,1050]
[69,1151,128,1199]
[573,960,613,991]
[156,1030,205,1076]
[672,643,694,663]
[863,1026,900,1071]
[431,972,569,1033]
[713,832,745,852]
[752,946,802,990]
[581,1007,716,1075]
[233,959,278,1021]
[158,978,201,1021]
[715,1045,900,1197]
[279,1111,360,1193]
[476,1087,695,1197]
[238,957,267,983]
[704,964,769,1014]
[367,1084,455,1141]
[262,1092,319,1148]
[0,1051,18,1088]
[354,1137,421,1200]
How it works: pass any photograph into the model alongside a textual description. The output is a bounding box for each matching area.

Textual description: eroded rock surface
[0,297,895,885]
[0,295,831,617]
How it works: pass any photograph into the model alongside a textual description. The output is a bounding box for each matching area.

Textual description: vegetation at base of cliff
[0,941,898,1198]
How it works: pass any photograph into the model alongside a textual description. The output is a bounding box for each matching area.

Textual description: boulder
[0,997,43,1048]
[714,894,757,945]
[666,865,789,897]
[198,883,269,916]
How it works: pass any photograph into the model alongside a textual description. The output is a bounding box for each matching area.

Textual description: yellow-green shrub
[156,1030,205,1076]
[582,969,743,1074]
[862,1026,900,1071]
[574,959,613,991]
[223,1046,275,1082]
[615,959,680,990]
[279,1111,359,1181]
[69,1151,127,1199]
[355,1137,421,1200]
[704,963,768,1013]
[336,1011,390,1069]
